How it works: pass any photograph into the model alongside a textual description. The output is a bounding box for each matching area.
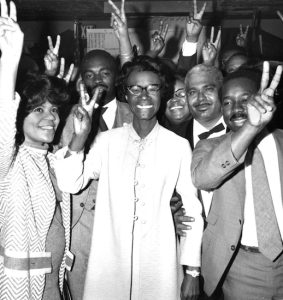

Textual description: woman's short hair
[117,55,167,97]
[15,73,70,147]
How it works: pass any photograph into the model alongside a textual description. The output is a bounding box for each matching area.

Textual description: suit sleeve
[191,133,245,191]
[176,139,203,267]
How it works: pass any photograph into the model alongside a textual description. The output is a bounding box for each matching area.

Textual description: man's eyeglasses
[127,84,162,96]
[174,88,186,98]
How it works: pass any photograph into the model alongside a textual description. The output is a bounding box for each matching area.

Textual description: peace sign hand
[247,61,282,128]
[236,24,249,48]
[57,57,75,84]
[202,41,217,66]
[150,20,168,55]
[186,0,206,42]
[44,35,60,76]
[0,0,23,63]
[109,0,128,39]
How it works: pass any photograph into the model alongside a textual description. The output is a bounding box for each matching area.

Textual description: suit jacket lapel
[272,130,283,203]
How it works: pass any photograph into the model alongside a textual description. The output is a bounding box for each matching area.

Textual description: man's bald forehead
[81,49,118,72]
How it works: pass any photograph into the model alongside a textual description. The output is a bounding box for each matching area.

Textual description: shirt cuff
[182,40,197,57]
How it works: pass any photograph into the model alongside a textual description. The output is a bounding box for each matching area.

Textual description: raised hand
[210,26,221,50]
[108,0,133,65]
[57,57,75,84]
[44,35,60,76]
[186,0,206,42]
[0,0,23,62]
[109,0,127,39]
[79,82,102,118]
[247,61,282,128]
[236,24,249,48]
[202,42,217,66]
[148,20,168,57]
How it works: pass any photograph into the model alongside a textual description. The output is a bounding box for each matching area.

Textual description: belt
[240,244,261,253]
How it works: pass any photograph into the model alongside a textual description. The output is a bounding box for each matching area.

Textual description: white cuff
[182,40,197,57]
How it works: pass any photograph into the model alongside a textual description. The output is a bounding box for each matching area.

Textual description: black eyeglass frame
[126,84,162,96]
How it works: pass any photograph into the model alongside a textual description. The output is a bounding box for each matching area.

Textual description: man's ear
[125,95,128,101]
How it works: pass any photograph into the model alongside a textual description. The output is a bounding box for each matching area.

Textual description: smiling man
[192,63,283,299]
[184,64,226,217]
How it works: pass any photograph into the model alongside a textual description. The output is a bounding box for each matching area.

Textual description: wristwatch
[185,269,200,278]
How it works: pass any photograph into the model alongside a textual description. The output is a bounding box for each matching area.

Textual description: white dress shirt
[102,98,117,129]
[182,40,197,56]
[241,133,283,246]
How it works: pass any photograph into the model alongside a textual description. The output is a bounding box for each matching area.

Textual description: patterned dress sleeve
[0,93,20,180]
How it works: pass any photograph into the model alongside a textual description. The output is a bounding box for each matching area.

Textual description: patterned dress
[0,94,72,300]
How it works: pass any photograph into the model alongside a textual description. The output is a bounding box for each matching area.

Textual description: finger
[197,1,206,19]
[120,0,125,19]
[277,10,283,23]
[176,230,187,237]
[215,27,221,47]
[256,94,275,112]
[88,87,101,111]
[111,12,123,27]
[244,25,249,35]
[47,35,54,51]
[159,19,163,34]
[79,82,88,107]
[161,23,169,40]
[57,57,65,79]
[64,63,75,83]
[193,0,197,17]
[178,215,195,222]
[269,65,283,93]
[210,26,214,43]
[260,61,270,94]
[171,201,183,213]
[110,13,114,27]
[249,96,268,114]
[0,0,8,18]
[76,105,89,119]
[0,23,16,35]
[177,224,191,231]
[108,0,121,16]
[240,24,243,35]
[9,1,17,22]
[53,35,61,56]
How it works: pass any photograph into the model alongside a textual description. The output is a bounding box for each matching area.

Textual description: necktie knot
[198,123,225,140]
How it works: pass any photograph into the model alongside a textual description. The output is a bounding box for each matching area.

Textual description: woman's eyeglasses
[174,88,186,98]
[127,84,162,96]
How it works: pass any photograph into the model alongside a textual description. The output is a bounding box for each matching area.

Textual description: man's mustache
[230,112,247,120]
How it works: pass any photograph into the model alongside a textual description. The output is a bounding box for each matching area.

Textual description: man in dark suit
[63,49,133,300]
[191,64,283,299]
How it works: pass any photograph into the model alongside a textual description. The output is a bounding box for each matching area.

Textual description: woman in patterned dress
[0,1,72,299]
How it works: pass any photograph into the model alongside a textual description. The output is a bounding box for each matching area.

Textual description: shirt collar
[128,121,160,144]
[194,116,225,137]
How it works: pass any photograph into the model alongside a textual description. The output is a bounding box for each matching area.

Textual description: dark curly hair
[15,73,70,151]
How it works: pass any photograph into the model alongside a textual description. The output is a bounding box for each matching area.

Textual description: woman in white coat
[55,58,203,300]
